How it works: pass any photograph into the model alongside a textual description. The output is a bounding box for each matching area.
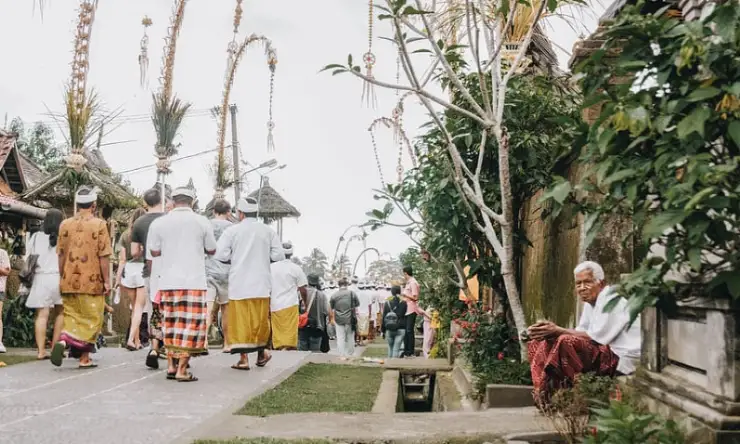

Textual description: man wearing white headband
[215,196,284,370]
[147,186,217,382]
[51,186,113,368]
[270,241,308,351]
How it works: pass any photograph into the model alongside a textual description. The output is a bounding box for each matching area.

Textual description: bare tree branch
[347,68,489,126]
[483,0,521,72]
[465,0,492,115]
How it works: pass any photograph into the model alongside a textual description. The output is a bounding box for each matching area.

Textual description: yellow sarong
[271,305,298,350]
[227,298,271,353]
[61,294,104,352]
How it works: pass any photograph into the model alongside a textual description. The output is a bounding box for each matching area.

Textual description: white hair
[574,261,605,282]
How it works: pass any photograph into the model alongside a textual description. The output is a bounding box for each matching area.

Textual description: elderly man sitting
[526,261,641,405]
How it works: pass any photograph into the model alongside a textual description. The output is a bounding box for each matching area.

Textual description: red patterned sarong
[527,334,619,405]
[161,289,207,357]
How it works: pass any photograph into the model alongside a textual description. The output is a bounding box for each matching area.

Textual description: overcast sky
[0,0,603,276]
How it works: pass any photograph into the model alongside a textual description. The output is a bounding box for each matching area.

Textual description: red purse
[298,293,315,328]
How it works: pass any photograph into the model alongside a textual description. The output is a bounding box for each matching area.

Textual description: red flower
[590,427,598,436]
[497,352,505,360]
[609,386,623,402]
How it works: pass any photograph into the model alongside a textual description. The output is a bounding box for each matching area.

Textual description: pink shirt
[0,249,9,293]
[403,277,422,315]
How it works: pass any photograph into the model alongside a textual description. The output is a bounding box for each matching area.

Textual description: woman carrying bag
[24,209,65,360]
[298,273,330,353]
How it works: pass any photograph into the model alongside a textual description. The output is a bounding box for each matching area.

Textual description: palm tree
[302,248,329,277]
[336,254,352,278]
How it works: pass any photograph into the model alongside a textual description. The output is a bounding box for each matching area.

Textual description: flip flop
[145,351,159,370]
[256,354,272,367]
[50,342,65,367]
[222,349,231,354]
[176,372,198,382]
[125,344,138,351]
[37,355,50,361]
[78,363,98,369]
[231,363,251,371]
[166,372,177,380]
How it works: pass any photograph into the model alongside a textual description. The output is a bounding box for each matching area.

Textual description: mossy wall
[520,179,582,328]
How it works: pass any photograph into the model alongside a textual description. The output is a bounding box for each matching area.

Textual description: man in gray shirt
[205,199,233,353]
[330,277,360,359]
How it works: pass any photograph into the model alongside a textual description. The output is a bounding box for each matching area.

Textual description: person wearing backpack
[381,285,407,358]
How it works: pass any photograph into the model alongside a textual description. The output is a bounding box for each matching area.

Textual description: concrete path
[188,408,552,443]
[0,347,309,444]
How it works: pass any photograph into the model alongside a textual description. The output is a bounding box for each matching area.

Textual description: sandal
[166,372,177,380]
[125,343,138,351]
[78,362,98,369]
[37,355,50,361]
[256,354,272,367]
[50,342,65,367]
[176,372,198,382]
[231,363,251,371]
[145,351,159,370]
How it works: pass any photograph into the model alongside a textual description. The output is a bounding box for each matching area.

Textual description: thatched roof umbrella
[247,176,299,240]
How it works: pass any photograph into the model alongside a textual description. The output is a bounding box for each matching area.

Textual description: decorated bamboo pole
[65,0,99,174]
[212,0,277,202]
[152,0,190,211]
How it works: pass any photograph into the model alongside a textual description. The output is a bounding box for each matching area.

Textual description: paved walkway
[0,347,309,444]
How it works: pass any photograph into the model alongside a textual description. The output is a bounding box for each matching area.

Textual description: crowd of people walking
[0,184,438,379]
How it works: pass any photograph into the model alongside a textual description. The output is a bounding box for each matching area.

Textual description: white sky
[0,0,603,276]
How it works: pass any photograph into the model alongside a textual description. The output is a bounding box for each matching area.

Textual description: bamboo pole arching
[212,1,277,202]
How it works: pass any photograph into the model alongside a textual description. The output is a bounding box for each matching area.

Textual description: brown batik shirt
[57,212,113,295]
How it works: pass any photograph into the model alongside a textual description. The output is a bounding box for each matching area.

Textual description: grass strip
[238,363,382,416]
[361,346,389,358]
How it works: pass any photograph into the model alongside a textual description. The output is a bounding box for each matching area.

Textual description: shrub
[582,399,686,444]
[454,304,531,397]
[542,374,618,444]
[2,292,35,347]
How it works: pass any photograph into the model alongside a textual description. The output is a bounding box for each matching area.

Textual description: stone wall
[520,185,581,327]
[520,99,633,327]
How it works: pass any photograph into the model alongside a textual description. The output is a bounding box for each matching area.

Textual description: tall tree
[302,248,329,277]
[8,118,63,172]
[366,259,403,283]
[326,1,575,354]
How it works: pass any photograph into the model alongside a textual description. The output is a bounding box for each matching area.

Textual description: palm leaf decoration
[152,92,191,158]
[64,87,100,152]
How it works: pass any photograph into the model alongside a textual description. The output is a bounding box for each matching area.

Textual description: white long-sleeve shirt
[214,218,284,300]
[576,286,641,374]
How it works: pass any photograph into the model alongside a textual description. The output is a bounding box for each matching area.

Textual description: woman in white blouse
[25,209,64,360]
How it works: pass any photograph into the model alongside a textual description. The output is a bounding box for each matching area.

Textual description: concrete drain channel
[399,372,437,412]
[373,368,464,413]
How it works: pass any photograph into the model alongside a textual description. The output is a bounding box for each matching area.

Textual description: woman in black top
[381,285,407,358]
[298,273,329,352]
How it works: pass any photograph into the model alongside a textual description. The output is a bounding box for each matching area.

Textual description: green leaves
[686,87,721,102]
[569,0,740,313]
[728,121,740,148]
[542,180,572,204]
[676,106,710,139]
[643,210,686,238]
[712,271,740,299]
